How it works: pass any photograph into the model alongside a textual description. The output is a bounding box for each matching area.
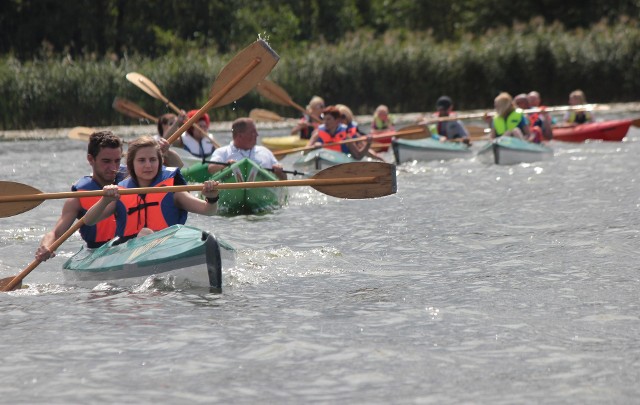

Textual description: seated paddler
[84,136,220,243]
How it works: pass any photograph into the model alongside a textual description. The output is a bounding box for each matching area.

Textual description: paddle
[113,97,159,123]
[249,108,296,123]
[125,72,221,148]
[202,160,307,176]
[0,218,86,292]
[166,40,279,145]
[272,125,430,157]
[68,126,96,142]
[0,162,396,219]
[256,79,322,123]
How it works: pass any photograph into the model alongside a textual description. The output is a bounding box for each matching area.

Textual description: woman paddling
[84,136,220,243]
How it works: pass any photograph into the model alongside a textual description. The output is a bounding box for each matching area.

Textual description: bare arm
[35,198,81,261]
[174,180,219,216]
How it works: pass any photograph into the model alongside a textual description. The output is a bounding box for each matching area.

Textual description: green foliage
[2,20,640,129]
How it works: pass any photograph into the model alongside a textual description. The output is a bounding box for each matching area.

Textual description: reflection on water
[1,122,640,403]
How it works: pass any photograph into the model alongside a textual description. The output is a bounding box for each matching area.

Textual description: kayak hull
[477,137,553,165]
[261,135,307,151]
[62,225,236,290]
[292,149,356,171]
[392,138,473,163]
[181,158,288,216]
[552,119,631,142]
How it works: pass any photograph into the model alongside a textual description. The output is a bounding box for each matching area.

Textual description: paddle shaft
[257,80,322,123]
[1,218,86,291]
[272,127,426,157]
[202,160,306,176]
[167,58,262,145]
[0,177,382,204]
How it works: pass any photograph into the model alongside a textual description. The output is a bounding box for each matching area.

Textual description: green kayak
[181,158,288,216]
[62,225,235,290]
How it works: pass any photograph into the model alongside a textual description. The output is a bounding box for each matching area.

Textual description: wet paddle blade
[0,182,43,218]
[0,276,22,291]
[311,162,397,199]
[208,40,279,107]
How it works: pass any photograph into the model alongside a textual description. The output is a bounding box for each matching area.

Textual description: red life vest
[115,168,187,239]
[317,125,348,152]
[73,176,118,248]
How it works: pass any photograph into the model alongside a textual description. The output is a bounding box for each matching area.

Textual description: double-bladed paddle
[125,72,221,148]
[0,218,86,292]
[256,79,322,123]
[165,40,279,146]
[0,162,396,291]
[113,97,159,123]
[272,125,431,157]
[0,162,396,219]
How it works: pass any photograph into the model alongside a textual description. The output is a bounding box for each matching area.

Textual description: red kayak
[552,119,633,142]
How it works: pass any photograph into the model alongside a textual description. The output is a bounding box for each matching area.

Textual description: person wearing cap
[420,96,470,145]
[489,92,530,140]
[163,109,217,158]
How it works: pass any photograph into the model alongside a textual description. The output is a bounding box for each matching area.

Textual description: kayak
[477,136,553,165]
[181,158,287,216]
[552,119,632,142]
[392,138,473,163]
[62,225,236,290]
[292,148,356,171]
[261,135,307,151]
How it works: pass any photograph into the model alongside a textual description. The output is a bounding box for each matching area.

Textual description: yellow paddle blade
[68,126,95,142]
[0,182,43,218]
[125,72,166,101]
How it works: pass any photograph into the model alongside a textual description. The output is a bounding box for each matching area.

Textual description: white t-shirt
[210,142,278,168]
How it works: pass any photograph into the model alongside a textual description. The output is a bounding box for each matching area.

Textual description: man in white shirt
[208,117,286,180]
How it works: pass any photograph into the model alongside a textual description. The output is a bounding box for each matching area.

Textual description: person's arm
[346,134,372,160]
[163,110,187,147]
[35,198,81,261]
[305,130,321,147]
[156,137,184,168]
[84,186,118,226]
[174,180,219,215]
[207,148,231,174]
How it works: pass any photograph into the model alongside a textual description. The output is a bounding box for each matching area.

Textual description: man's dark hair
[88,131,123,157]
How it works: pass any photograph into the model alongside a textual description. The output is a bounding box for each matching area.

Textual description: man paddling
[208,117,287,180]
[35,131,126,261]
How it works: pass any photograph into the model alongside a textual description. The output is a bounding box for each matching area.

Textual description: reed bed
[1,21,639,129]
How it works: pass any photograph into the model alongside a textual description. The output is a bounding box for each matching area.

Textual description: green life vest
[493,111,523,136]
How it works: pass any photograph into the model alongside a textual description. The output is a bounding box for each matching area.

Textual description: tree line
[1,0,639,59]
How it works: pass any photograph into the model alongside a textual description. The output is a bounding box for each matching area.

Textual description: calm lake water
[1,114,639,404]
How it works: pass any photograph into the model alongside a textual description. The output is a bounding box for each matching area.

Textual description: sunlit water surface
[1,119,639,403]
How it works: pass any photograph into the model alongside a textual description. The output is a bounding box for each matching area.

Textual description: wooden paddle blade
[256,79,292,107]
[68,126,95,141]
[311,162,397,199]
[632,118,640,127]
[0,182,43,218]
[112,97,158,122]
[126,72,166,102]
[394,125,429,140]
[0,276,22,291]
[249,108,284,122]
[208,40,279,107]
